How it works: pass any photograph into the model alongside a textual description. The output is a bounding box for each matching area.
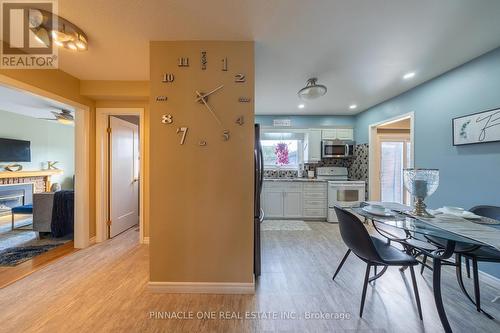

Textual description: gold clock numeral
[199,140,207,146]
[235,73,246,83]
[178,57,189,67]
[162,73,175,83]
[238,97,251,103]
[161,114,173,124]
[236,116,244,126]
[222,130,230,141]
[201,51,207,70]
[177,127,188,145]
[156,96,168,102]
[221,57,228,71]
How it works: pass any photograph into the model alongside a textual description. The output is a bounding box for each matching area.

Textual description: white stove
[317,167,366,223]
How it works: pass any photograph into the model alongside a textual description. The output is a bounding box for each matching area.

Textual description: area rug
[261,220,312,231]
[0,244,62,266]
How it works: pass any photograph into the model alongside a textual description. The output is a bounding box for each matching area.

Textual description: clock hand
[195,90,223,126]
[195,84,224,103]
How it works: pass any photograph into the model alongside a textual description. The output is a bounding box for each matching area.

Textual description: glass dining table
[350,205,500,333]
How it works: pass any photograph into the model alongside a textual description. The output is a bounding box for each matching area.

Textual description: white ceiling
[56,0,500,115]
[0,84,74,119]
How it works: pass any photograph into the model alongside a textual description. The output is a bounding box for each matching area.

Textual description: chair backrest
[334,207,381,263]
[470,205,500,221]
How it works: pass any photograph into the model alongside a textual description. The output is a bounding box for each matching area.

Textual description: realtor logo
[1,0,58,68]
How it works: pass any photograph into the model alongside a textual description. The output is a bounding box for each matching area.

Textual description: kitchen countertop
[263,178,327,182]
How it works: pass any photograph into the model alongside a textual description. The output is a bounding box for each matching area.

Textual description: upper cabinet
[321,128,354,141]
[304,129,322,163]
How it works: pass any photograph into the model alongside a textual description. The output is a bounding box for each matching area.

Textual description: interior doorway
[95,108,145,243]
[368,113,414,203]
[109,116,140,238]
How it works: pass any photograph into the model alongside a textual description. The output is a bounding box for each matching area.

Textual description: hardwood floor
[0,241,77,289]
[0,222,499,332]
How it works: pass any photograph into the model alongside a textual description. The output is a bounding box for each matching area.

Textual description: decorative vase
[403,168,439,218]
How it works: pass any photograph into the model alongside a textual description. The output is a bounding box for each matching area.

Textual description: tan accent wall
[0,69,97,237]
[149,41,254,283]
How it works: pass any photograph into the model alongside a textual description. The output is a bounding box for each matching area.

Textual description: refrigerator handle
[259,145,264,191]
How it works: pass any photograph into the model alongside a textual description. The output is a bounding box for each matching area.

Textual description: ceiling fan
[38,109,74,125]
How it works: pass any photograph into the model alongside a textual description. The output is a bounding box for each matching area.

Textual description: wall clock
[159,51,248,147]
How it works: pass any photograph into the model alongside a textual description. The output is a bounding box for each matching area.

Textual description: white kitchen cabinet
[263,190,284,218]
[321,128,354,141]
[283,191,303,218]
[321,129,337,140]
[262,181,327,220]
[336,128,354,140]
[304,129,322,162]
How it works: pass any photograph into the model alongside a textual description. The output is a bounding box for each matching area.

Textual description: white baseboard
[142,237,150,244]
[149,281,255,294]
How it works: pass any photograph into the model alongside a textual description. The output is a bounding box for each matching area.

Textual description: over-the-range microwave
[321,140,355,158]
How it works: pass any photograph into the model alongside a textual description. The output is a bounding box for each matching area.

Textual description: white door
[263,190,284,218]
[379,138,411,204]
[109,116,139,238]
[283,191,302,218]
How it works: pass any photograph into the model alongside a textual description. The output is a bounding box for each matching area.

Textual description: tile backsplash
[304,143,369,181]
[264,144,369,182]
[263,169,298,178]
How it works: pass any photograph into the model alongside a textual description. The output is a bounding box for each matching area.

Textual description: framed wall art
[452,107,500,146]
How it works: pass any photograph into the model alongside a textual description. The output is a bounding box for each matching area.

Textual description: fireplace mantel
[0,169,63,193]
[0,169,63,179]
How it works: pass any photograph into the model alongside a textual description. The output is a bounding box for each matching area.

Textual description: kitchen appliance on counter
[317,167,366,223]
[321,140,355,158]
[254,124,264,277]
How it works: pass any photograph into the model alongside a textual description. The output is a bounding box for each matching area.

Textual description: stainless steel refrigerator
[254,124,264,277]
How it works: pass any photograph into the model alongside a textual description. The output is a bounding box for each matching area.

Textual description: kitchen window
[261,139,301,169]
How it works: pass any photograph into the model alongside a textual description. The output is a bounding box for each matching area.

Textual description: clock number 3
[235,73,246,83]
[177,127,188,145]
[161,114,173,124]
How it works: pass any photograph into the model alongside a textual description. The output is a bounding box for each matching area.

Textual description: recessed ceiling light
[349,104,357,109]
[403,72,416,80]
[298,104,305,109]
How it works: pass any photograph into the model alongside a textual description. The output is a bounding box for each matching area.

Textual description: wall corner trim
[148,281,255,294]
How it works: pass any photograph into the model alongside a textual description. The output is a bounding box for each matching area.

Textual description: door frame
[95,108,146,243]
[376,134,412,204]
[368,112,415,201]
[0,74,91,249]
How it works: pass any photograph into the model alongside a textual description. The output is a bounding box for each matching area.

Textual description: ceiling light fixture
[298,78,327,100]
[349,104,357,109]
[29,9,88,52]
[403,72,415,80]
[298,104,305,109]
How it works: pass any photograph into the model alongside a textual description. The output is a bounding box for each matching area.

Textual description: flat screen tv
[0,138,31,162]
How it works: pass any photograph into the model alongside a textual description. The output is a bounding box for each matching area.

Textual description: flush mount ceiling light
[403,72,416,80]
[298,78,327,100]
[298,104,305,109]
[29,9,88,51]
[349,104,357,109]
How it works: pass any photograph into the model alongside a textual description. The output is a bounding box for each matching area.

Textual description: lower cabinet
[262,181,327,219]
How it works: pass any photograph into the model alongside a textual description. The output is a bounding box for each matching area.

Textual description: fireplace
[0,184,33,217]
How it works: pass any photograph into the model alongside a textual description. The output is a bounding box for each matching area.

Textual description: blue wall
[355,47,500,210]
[256,115,355,128]
[355,47,500,277]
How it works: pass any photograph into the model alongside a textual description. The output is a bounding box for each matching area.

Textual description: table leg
[433,258,452,333]
[431,241,455,333]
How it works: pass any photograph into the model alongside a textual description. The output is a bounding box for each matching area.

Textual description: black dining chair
[332,207,423,319]
[426,205,500,319]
